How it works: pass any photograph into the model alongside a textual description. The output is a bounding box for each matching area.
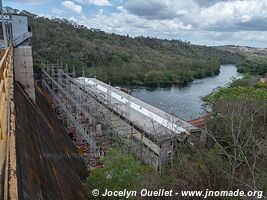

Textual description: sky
[4,0,267,48]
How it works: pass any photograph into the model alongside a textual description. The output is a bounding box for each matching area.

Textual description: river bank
[131,65,242,121]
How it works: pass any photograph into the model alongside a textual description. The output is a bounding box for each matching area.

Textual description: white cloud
[8,0,267,47]
[62,1,83,14]
[124,0,197,20]
[98,9,104,15]
[121,0,267,32]
[116,6,124,11]
[51,8,65,15]
[192,0,267,31]
[72,0,267,47]
[241,15,252,23]
[69,16,78,22]
[38,13,52,18]
[74,0,112,6]
[79,8,193,38]
[201,31,267,47]
[44,0,266,47]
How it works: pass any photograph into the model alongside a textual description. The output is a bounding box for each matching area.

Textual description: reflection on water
[131,65,242,121]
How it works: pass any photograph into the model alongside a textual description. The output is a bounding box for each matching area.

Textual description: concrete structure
[0,14,36,199]
[11,15,32,47]
[77,77,200,136]
[0,45,87,200]
[13,46,35,102]
[12,15,35,103]
[41,65,202,170]
[76,77,202,169]
[0,12,204,197]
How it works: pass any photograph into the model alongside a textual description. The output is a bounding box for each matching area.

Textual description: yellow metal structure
[0,45,13,140]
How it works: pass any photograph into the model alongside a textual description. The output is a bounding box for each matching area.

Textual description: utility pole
[0,0,7,49]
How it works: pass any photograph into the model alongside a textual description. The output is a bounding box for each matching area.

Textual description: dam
[41,65,202,170]
[0,13,203,199]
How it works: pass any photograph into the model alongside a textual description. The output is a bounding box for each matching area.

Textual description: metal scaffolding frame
[41,63,201,171]
[41,64,118,168]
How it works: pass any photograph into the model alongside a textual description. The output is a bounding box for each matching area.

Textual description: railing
[0,44,13,140]
[0,44,17,200]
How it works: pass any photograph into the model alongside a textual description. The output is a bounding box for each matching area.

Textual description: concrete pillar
[13,46,36,103]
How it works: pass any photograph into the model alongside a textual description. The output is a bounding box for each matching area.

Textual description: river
[131,64,242,121]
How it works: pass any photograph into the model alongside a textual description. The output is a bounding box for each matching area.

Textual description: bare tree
[205,99,267,191]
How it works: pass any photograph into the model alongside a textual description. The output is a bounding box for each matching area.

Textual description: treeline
[22,12,250,86]
[237,56,267,75]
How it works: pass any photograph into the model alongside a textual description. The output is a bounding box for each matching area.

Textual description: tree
[204,87,267,191]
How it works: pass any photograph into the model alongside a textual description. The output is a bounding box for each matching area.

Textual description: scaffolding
[41,63,115,168]
[41,63,202,171]
[42,64,101,167]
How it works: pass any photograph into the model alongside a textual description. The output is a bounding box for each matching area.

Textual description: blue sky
[4,0,267,47]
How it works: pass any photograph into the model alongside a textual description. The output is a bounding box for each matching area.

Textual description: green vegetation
[23,12,249,86]
[16,10,267,196]
[86,147,156,199]
[237,56,267,75]
[86,80,267,198]
[1,10,263,87]
[229,74,260,88]
[217,46,267,75]
[86,145,228,199]
[13,11,262,86]
[203,77,267,194]
[255,81,267,89]
[204,86,267,103]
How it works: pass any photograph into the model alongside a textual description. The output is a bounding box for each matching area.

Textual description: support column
[13,46,36,103]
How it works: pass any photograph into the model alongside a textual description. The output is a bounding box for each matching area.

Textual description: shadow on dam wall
[14,82,88,200]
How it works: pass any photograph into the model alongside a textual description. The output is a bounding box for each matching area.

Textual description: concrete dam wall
[14,82,88,200]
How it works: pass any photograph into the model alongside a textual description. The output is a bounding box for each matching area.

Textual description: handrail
[0,44,16,200]
[0,44,13,140]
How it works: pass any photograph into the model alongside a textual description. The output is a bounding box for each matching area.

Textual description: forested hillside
[217,45,267,76]
[19,11,245,86]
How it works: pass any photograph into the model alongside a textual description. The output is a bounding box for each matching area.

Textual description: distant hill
[216,45,267,75]
[5,7,266,85]
[217,45,267,56]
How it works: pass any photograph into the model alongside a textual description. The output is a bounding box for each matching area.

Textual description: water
[131,65,242,121]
